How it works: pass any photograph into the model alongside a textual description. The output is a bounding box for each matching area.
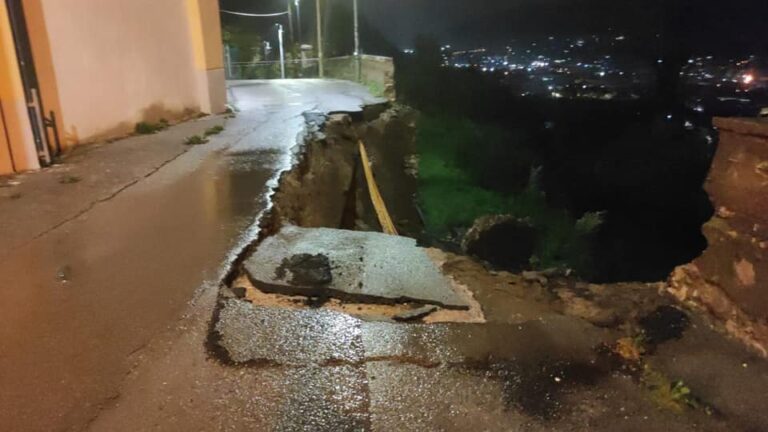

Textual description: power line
[220,9,289,18]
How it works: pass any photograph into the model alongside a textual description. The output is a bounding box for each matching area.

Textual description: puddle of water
[639,305,691,345]
[469,359,609,420]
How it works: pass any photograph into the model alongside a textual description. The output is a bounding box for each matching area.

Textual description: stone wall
[669,117,768,356]
[324,55,395,99]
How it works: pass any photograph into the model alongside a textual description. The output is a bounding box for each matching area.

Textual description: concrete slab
[243,225,470,309]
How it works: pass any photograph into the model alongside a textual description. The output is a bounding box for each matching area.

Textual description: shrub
[204,125,225,136]
[184,135,208,145]
[134,121,168,135]
[416,114,603,275]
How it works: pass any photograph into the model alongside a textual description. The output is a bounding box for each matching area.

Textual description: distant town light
[743,73,755,85]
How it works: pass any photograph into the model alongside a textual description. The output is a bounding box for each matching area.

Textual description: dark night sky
[358,0,658,48]
[222,0,768,55]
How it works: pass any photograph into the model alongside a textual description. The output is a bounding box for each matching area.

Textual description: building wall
[26,0,226,148]
[0,0,40,175]
[185,0,227,115]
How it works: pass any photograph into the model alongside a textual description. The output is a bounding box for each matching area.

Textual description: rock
[557,290,619,327]
[230,286,247,299]
[461,215,537,272]
[275,253,333,286]
[393,305,439,322]
[522,271,548,285]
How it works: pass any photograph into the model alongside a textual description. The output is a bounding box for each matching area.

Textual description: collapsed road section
[209,102,487,365]
[203,99,768,431]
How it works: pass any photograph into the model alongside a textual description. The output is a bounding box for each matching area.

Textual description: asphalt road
[4,79,766,432]
[0,79,382,432]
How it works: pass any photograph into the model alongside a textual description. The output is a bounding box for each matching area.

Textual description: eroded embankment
[212,103,483,333]
[211,100,688,341]
[200,103,768,429]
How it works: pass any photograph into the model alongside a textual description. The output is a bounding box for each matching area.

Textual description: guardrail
[226,55,394,98]
[226,59,320,80]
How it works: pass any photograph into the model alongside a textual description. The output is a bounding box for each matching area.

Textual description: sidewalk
[0,79,386,431]
[0,115,227,256]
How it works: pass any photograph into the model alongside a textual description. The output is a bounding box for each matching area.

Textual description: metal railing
[226,58,320,80]
[225,56,366,81]
[225,56,394,99]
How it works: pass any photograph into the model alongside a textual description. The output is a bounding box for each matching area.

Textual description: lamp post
[295,0,302,46]
[277,24,286,79]
[286,0,294,43]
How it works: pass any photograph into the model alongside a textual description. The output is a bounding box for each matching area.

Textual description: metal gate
[5,0,59,167]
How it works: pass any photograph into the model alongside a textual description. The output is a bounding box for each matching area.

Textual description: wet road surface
[5,79,768,431]
[0,79,382,431]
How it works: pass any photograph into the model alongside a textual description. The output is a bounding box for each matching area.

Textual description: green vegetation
[184,135,208,145]
[204,125,224,136]
[134,119,168,135]
[642,366,703,413]
[365,80,386,98]
[417,114,602,273]
[611,334,710,414]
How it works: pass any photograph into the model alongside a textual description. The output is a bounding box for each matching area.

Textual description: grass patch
[204,125,225,136]
[642,365,705,413]
[184,135,209,145]
[608,334,712,415]
[134,119,168,135]
[416,114,602,273]
[365,80,386,98]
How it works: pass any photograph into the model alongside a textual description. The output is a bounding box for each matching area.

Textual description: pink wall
[36,0,213,145]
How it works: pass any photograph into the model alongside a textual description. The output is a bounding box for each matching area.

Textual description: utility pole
[316,0,324,77]
[295,0,302,46]
[286,0,294,44]
[277,24,286,79]
[353,0,361,81]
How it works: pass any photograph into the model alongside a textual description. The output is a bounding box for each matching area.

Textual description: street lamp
[286,0,294,44]
[353,0,361,81]
[276,24,286,79]
[295,0,302,46]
